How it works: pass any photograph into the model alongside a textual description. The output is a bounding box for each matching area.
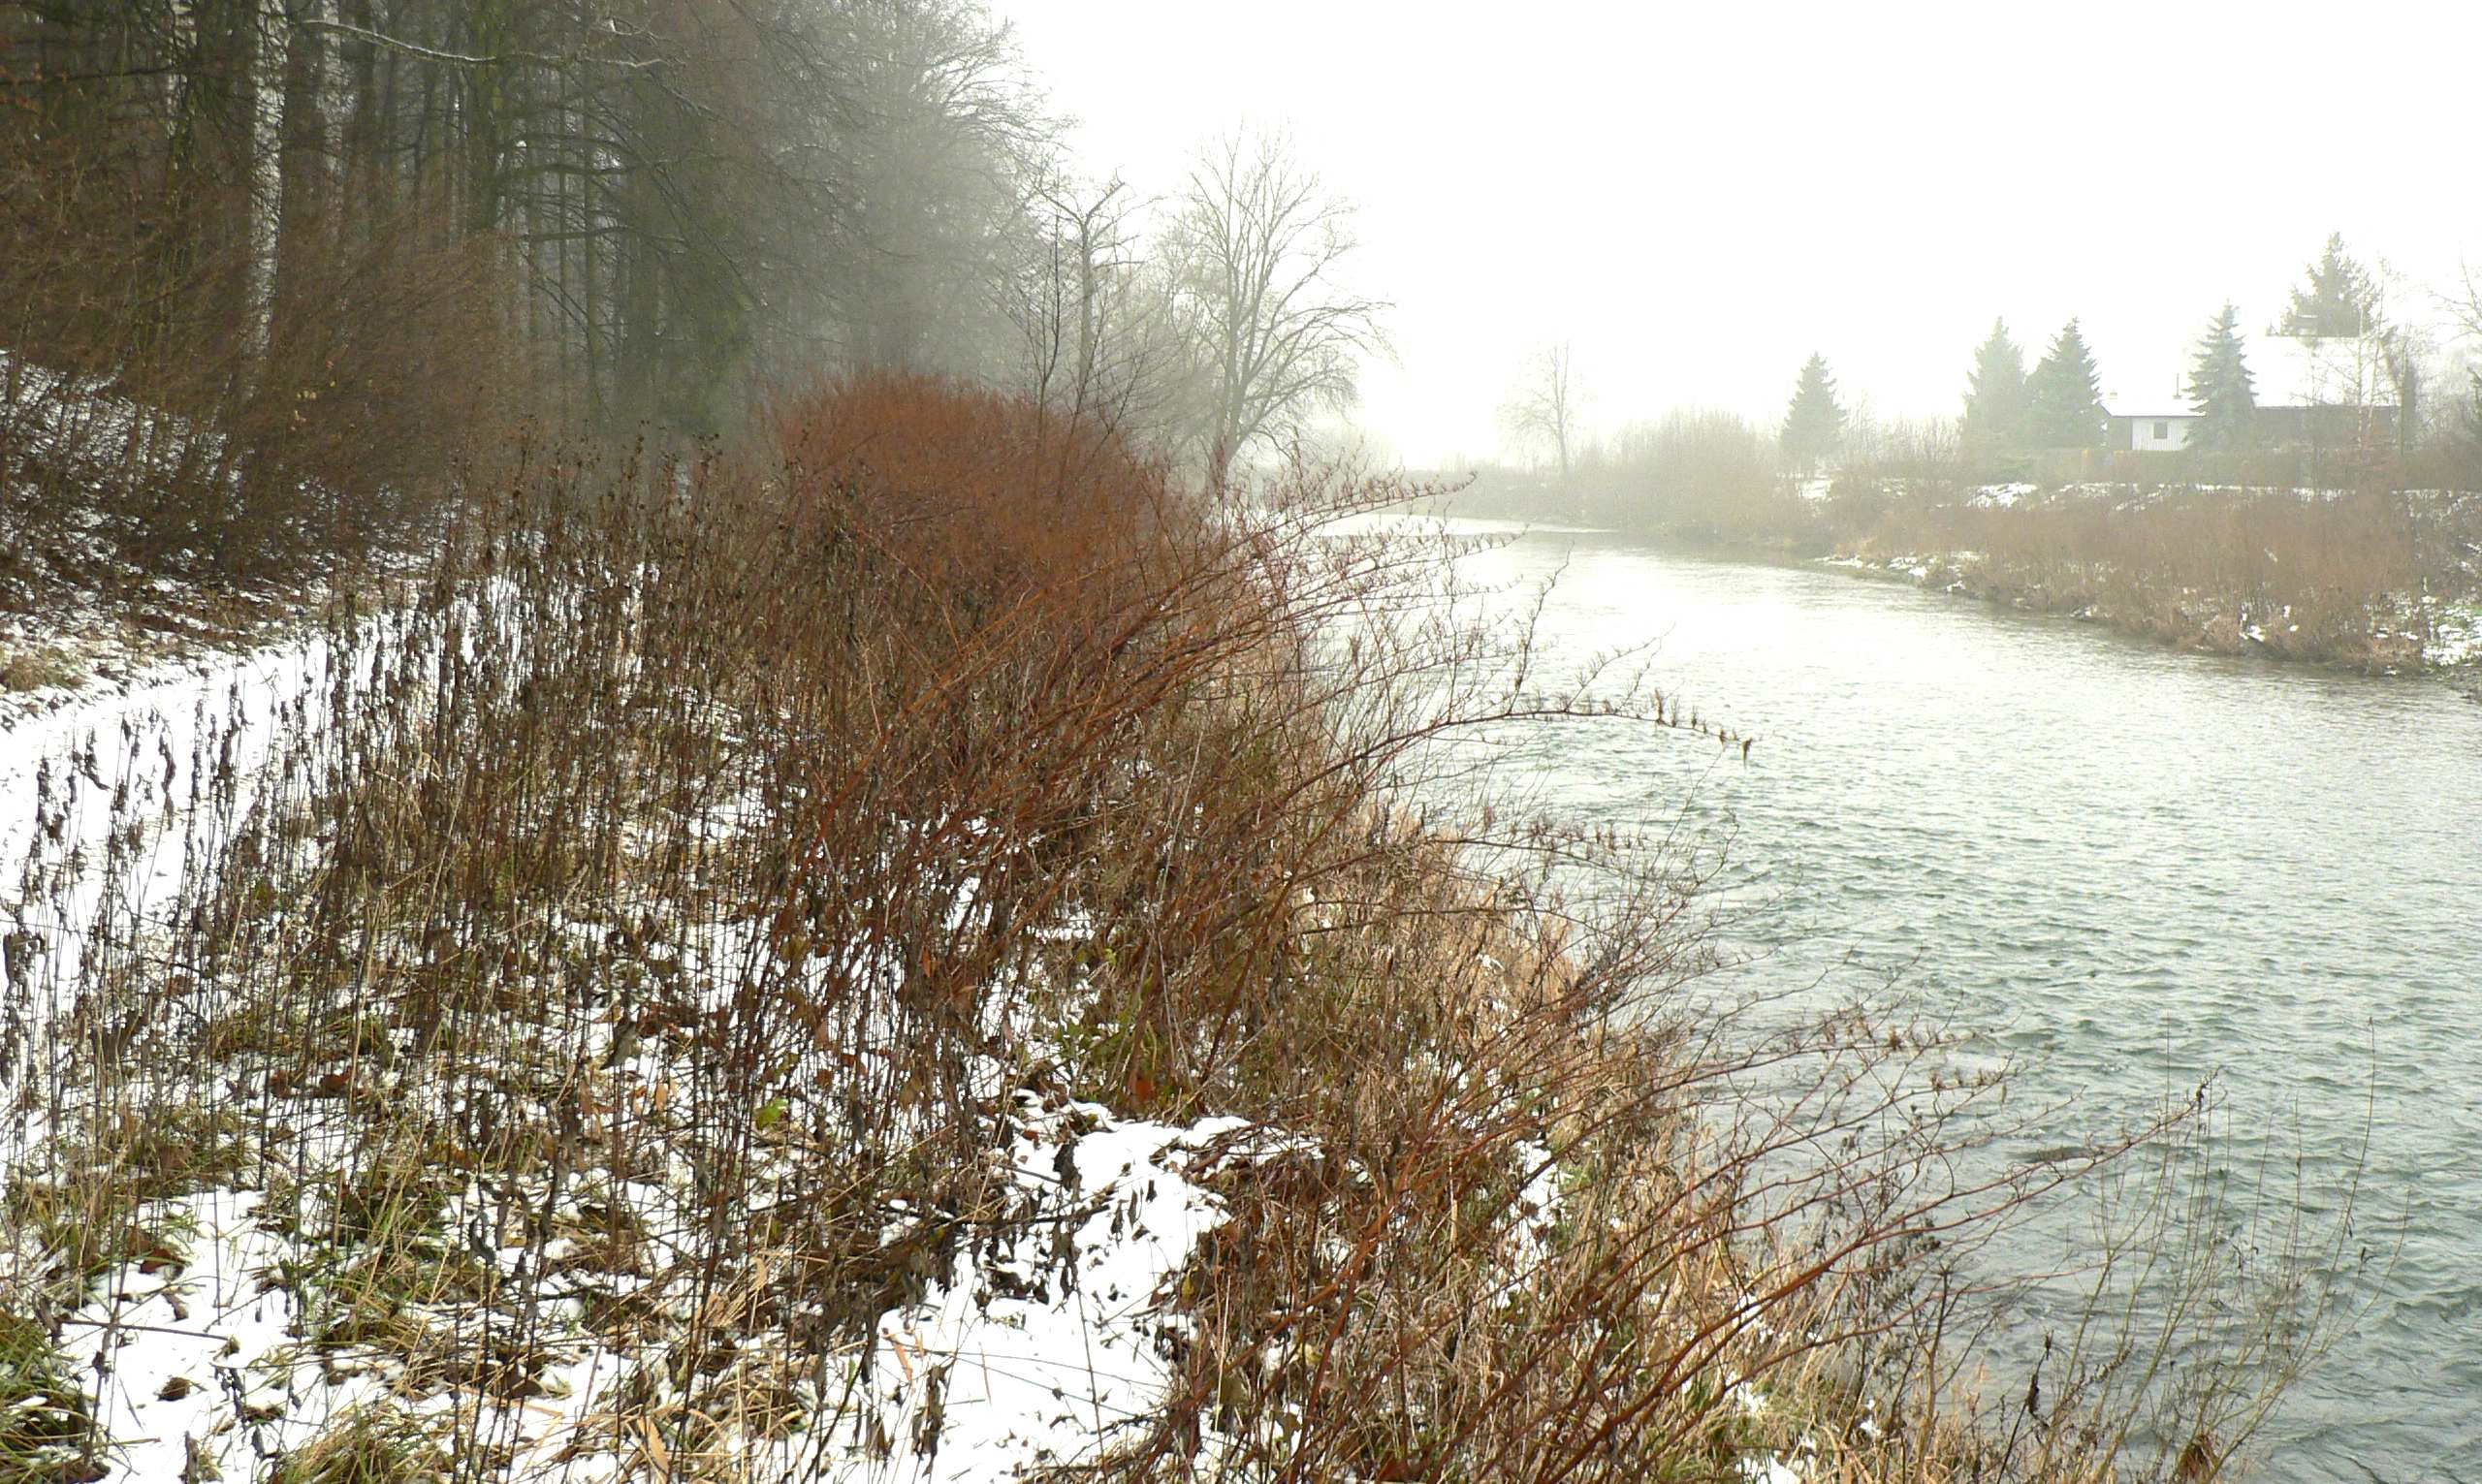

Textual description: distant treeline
[1443,363,2482,669]
[1475,237,2482,551]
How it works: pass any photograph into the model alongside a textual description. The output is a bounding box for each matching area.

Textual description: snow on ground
[1820,545,2482,671]
[2423,599,2482,668]
[0,625,336,1045]
[0,560,1820,1481]
[844,1110,1247,1479]
[0,601,1276,1479]
[65,1190,321,1481]
[57,1101,1255,1482]
[0,575,334,730]
[2,346,382,730]
[2,350,214,458]
[1825,552,1940,583]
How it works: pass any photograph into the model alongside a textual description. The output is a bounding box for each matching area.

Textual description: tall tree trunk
[242,0,285,365]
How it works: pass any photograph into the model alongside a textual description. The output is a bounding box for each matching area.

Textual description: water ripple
[1448,527,2482,1481]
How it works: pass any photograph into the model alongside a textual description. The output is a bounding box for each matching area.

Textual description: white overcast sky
[993,1,2480,467]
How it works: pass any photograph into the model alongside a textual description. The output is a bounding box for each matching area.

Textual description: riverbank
[0,390,1866,1481]
[1818,544,2482,677]
[0,385,2339,1482]
[1820,479,2482,676]
[1433,468,2482,679]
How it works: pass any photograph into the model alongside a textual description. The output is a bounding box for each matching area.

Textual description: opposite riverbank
[1818,540,2482,677]
[1427,467,2482,680]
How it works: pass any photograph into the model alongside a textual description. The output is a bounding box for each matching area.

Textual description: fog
[1001,0,2482,466]
[12,3,2482,1477]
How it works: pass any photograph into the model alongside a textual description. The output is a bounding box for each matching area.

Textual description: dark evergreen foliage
[2280,233,2374,339]
[2024,319,2108,450]
[1779,354,1845,472]
[2185,303,2257,453]
[1961,318,2029,456]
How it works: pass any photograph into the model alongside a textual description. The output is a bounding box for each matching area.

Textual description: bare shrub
[1578,410,1818,550]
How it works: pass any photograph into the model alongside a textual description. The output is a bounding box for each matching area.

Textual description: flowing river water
[1422,519,2480,1480]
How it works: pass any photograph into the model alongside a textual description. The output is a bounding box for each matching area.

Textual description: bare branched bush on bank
[1574,410,1818,551]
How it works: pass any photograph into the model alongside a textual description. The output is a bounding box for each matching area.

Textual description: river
[1425,519,2482,1481]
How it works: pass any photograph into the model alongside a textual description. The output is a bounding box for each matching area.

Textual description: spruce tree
[1960,318,2029,456]
[1779,354,1845,473]
[2024,319,2108,449]
[2185,303,2257,453]
[2280,232,2373,338]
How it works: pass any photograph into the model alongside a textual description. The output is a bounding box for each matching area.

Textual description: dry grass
[1827,475,2482,668]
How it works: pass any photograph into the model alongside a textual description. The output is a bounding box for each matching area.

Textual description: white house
[2104,395,2196,452]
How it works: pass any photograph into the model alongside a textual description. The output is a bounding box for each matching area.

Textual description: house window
[2152,421,2169,440]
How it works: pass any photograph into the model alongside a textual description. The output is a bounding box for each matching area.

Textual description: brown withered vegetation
[1820,475,2480,670]
[1441,408,2480,672]
[2,381,2363,1481]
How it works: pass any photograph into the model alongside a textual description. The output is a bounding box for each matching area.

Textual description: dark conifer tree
[1961,318,2029,457]
[1779,354,1845,473]
[2185,303,2257,453]
[2024,319,2108,449]
[2280,233,2373,338]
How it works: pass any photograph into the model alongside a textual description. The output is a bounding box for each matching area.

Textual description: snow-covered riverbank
[1818,545,2482,676]
[6,612,1833,1484]
[0,623,1289,1478]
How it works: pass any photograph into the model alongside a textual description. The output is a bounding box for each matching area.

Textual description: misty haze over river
[1430,520,2482,1480]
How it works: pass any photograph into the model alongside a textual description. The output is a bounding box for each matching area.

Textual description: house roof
[2103,396,2197,421]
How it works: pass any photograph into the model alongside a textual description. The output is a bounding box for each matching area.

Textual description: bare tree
[1003,174,1204,456]
[2357,262,2431,459]
[2446,261,2482,345]
[1164,128,1387,489]
[2279,237,2427,458]
[3,0,1085,451]
[1499,341,1582,484]
[2428,265,2482,470]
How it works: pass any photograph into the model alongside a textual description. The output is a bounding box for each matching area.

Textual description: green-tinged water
[1432,520,2480,1481]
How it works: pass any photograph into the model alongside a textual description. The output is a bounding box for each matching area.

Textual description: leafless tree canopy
[1163,128,1389,489]
[1502,341,1582,483]
[1003,174,1200,453]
